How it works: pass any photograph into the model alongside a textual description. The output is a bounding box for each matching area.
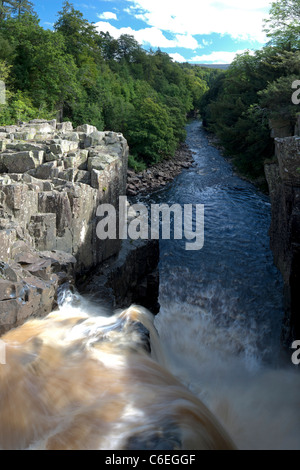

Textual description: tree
[54,1,99,65]
[0,1,14,21]
[0,1,211,168]
[116,34,142,62]
[97,32,119,61]
[127,97,177,164]
[28,30,81,114]
[11,0,34,18]
[264,0,300,49]
[0,60,11,101]
[0,32,14,62]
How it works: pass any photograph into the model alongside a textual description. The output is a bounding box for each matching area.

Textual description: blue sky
[33,0,273,64]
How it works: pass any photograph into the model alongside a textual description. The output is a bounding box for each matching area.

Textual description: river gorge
[0,119,299,450]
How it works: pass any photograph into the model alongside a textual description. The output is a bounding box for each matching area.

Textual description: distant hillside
[191,64,230,70]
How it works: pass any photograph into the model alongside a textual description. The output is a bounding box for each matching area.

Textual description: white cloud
[169,53,187,63]
[97,11,118,20]
[95,22,202,49]
[125,0,270,42]
[189,49,253,64]
[174,34,199,49]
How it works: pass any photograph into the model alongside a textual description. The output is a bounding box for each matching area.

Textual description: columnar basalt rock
[265,136,300,345]
[0,119,129,334]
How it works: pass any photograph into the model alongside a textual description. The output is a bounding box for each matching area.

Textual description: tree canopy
[201,0,300,185]
[0,0,211,167]
[264,0,300,49]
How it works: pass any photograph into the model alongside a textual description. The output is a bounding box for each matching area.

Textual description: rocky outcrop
[265,135,300,345]
[77,238,160,315]
[0,119,129,334]
[127,144,194,196]
[269,118,294,139]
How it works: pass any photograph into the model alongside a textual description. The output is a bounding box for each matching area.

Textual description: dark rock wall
[77,238,160,315]
[265,135,300,345]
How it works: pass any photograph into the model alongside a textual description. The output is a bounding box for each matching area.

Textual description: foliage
[0,1,209,166]
[126,97,177,164]
[201,2,300,181]
[264,0,300,49]
[128,154,147,172]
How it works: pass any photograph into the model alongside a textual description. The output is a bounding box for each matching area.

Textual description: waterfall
[0,293,235,450]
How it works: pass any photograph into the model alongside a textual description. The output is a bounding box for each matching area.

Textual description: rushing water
[139,121,285,365]
[137,120,300,450]
[1,121,300,450]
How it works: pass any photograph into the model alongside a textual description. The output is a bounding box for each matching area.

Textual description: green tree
[127,97,177,164]
[264,0,300,49]
[116,34,142,62]
[0,1,14,21]
[54,1,99,65]
[29,31,81,114]
[11,0,34,18]
[0,1,211,167]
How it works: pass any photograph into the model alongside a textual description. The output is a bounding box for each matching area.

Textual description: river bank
[126,143,194,196]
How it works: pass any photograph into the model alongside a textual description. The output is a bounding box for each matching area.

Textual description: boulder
[27,119,57,131]
[84,130,106,148]
[88,154,118,172]
[14,142,47,153]
[34,162,58,180]
[61,132,80,142]
[13,129,37,140]
[50,139,79,155]
[66,149,88,170]
[45,151,61,162]
[75,170,91,185]
[56,121,73,132]
[76,124,97,134]
[2,151,42,173]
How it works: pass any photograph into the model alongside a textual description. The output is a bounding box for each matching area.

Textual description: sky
[33,0,273,64]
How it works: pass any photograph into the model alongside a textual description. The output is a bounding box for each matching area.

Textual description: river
[133,120,300,450]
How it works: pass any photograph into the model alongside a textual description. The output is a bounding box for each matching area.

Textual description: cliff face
[265,132,300,345]
[0,119,129,334]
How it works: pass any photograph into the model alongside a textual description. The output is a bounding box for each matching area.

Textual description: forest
[201,0,300,183]
[0,0,214,171]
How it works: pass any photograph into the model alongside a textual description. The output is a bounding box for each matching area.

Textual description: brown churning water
[0,301,236,450]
